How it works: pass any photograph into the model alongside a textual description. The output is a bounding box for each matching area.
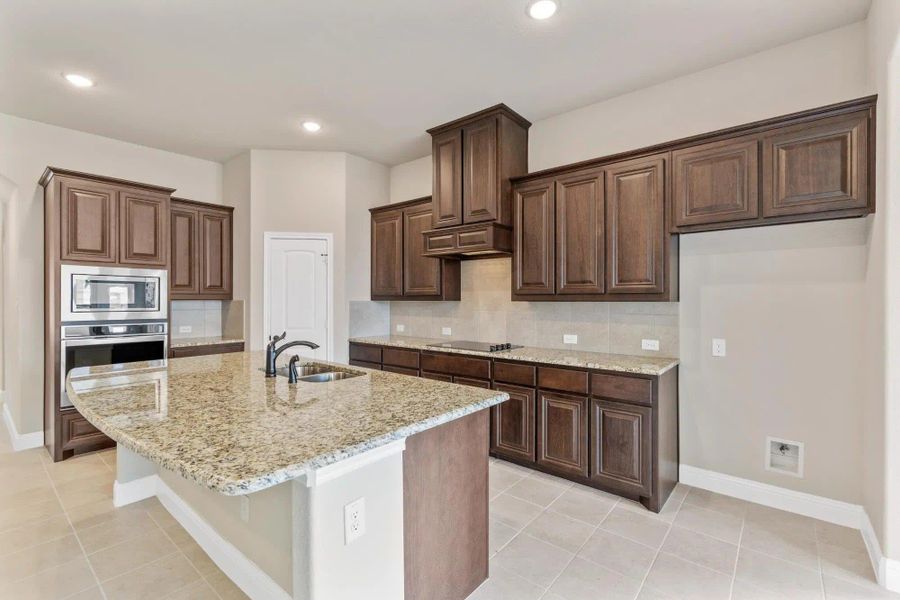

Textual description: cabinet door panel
[491,383,535,463]
[537,391,588,477]
[556,169,605,294]
[170,206,199,296]
[606,155,665,294]
[673,137,759,227]
[432,129,463,228]
[371,208,404,298]
[120,191,167,266]
[59,179,118,262]
[199,209,232,297]
[590,399,652,497]
[403,203,442,296]
[762,112,868,217]
[513,179,555,295]
[463,117,499,224]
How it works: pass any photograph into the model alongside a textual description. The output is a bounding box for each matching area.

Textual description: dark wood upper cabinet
[556,169,605,295]
[491,383,536,463]
[119,190,168,266]
[672,136,759,227]
[606,154,666,295]
[762,111,869,218]
[170,198,233,300]
[371,207,404,298]
[170,205,199,296]
[59,178,119,263]
[371,198,460,301]
[199,208,232,297]
[431,129,463,228]
[537,391,589,478]
[513,179,555,295]
[403,202,442,296]
[425,105,529,257]
[590,399,652,497]
[462,116,499,224]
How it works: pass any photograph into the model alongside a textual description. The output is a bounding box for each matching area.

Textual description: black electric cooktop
[426,341,523,353]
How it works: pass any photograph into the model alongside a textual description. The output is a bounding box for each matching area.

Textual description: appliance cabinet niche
[370,197,460,300]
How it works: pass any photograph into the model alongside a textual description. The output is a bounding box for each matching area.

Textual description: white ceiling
[0,0,871,166]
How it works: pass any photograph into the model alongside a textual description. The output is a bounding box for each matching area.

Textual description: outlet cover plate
[563,334,578,345]
[178,326,192,334]
[395,324,405,333]
[441,327,452,336]
[344,497,366,545]
[712,338,727,357]
[641,339,660,351]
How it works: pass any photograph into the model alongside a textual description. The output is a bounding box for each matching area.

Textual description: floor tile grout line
[728,508,746,599]
[633,490,685,600]
[154,506,229,600]
[37,452,111,600]
[535,499,618,600]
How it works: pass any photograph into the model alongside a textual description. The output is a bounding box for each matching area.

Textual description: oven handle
[61,334,169,347]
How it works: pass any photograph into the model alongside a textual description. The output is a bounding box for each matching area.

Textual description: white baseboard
[680,464,863,528]
[681,464,900,593]
[2,400,43,451]
[113,475,157,507]
[156,477,292,600]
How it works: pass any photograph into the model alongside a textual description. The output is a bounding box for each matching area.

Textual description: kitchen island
[66,351,508,600]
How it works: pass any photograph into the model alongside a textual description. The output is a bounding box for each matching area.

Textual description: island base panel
[404,409,489,600]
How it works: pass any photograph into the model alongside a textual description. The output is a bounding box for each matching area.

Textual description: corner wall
[0,113,222,436]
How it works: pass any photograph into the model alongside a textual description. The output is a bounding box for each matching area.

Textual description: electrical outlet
[178,326,192,334]
[563,334,578,345]
[344,497,366,545]
[395,324,405,333]
[712,338,727,357]
[441,326,452,336]
[641,339,660,351]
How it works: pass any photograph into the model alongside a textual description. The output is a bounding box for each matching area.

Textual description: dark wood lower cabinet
[349,359,381,370]
[590,399,652,497]
[536,391,589,478]
[350,341,678,512]
[491,383,535,462]
[60,410,115,454]
[382,365,420,376]
[169,342,244,359]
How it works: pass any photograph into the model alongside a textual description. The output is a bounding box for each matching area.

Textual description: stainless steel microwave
[60,265,167,323]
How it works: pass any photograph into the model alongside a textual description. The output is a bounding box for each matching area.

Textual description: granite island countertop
[350,335,678,376]
[65,352,507,495]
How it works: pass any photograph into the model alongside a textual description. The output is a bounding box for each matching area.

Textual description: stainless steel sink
[296,371,360,383]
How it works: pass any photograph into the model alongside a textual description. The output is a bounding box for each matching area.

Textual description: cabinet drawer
[493,361,536,386]
[538,367,588,394]
[382,365,419,377]
[421,371,453,382]
[349,343,382,364]
[349,360,381,370]
[453,376,491,389]
[382,347,420,369]
[591,374,653,405]
[420,352,491,380]
[60,410,110,451]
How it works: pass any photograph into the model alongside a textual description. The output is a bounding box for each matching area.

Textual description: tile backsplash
[171,301,225,339]
[349,301,390,338]
[390,258,678,358]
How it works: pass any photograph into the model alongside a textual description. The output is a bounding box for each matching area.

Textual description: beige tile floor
[1,420,896,600]
[472,458,900,600]
[0,427,248,600]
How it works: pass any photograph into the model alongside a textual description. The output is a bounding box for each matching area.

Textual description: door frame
[262,232,334,361]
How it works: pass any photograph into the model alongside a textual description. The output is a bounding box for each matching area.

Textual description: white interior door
[266,236,328,360]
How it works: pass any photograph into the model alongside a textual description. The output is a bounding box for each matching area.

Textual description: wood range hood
[421,104,530,258]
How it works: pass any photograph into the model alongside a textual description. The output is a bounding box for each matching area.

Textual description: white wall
[866,0,900,562]
[388,156,431,203]
[0,113,222,435]
[223,152,252,343]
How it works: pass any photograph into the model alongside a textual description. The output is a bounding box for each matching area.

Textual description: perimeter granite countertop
[65,352,507,495]
[349,335,678,376]
[169,336,245,349]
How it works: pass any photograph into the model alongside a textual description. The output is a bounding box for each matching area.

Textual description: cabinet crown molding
[40,166,177,194]
[426,103,532,135]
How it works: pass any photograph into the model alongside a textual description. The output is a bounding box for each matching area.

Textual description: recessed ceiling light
[302,120,322,133]
[527,0,558,20]
[63,73,95,88]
